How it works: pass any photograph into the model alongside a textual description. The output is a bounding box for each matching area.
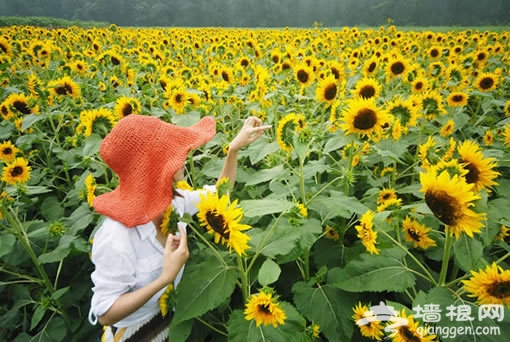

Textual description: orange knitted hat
[93,115,216,227]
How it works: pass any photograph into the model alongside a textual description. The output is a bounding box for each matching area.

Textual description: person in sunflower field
[87,114,271,342]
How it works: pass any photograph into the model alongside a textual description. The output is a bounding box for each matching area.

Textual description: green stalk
[186,222,229,268]
[237,254,249,302]
[438,227,453,287]
[246,213,285,274]
[1,205,72,331]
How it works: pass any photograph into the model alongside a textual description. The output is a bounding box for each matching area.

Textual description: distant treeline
[0,16,108,28]
[1,0,509,27]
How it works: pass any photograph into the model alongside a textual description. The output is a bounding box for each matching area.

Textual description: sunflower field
[1,24,510,342]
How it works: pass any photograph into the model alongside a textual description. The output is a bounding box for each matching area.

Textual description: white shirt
[88,185,215,328]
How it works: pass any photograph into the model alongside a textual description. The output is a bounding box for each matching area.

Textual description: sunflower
[388,308,436,342]
[474,71,498,92]
[385,55,411,80]
[76,108,117,137]
[0,141,19,162]
[504,124,510,148]
[362,56,380,77]
[377,198,402,212]
[446,91,469,107]
[352,302,385,341]
[244,290,287,328]
[276,113,305,153]
[420,170,486,239]
[411,76,429,93]
[158,283,175,318]
[495,225,510,242]
[324,225,340,241]
[402,216,436,250]
[196,191,251,256]
[0,36,12,57]
[377,188,398,205]
[48,76,81,98]
[483,130,494,146]
[1,157,31,185]
[160,205,180,236]
[340,97,389,140]
[462,263,510,308]
[351,77,382,99]
[84,174,97,207]
[384,96,419,132]
[165,87,188,114]
[294,63,314,87]
[315,75,338,104]
[114,96,141,119]
[440,119,455,137]
[504,100,510,117]
[457,140,499,192]
[418,90,447,120]
[355,210,379,255]
[4,93,39,116]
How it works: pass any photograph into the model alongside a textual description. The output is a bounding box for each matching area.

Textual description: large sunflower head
[420,169,487,239]
[351,77,382,100]
[385,55,411,80]
[388,308,436,342]
[244,290,287,328]
[294,63,314,87]
[196,191,251,256]
[474,71,499,92]
[462,262,510,308]
[48,76,81,98]
[114,96,141,119]
[1,157,31,186]
[0,141,20,163]
[340,97,390,140]
[315,75,338,104]
[447,91,469,107]
[457,140,500,192]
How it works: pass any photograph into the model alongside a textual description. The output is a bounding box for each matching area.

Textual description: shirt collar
[136,221,156,241]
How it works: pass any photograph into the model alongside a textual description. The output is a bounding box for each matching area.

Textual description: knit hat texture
[93,115,216,227]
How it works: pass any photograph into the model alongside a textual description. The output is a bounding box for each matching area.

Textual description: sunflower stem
[187,221,229,268]
[237,254,249,302]
[438,227,453,287]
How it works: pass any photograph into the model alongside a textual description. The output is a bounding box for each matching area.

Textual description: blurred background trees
[1,0,509,27]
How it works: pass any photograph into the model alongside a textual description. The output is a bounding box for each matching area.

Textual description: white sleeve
[174,185,216,216]
[88,220,136,324]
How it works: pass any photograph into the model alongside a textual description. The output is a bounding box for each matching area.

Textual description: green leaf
[258,258,281,286]
[21,113,46,131]
[329,249,416,292]
[293,281,355,341]
[51,286,70,300]
[63,203,94,233]
[453,235,487,272]
[31,305,45,330]
[168,318,194,342]
[82,133,103,157]
[249,220,301,258]
[247,140,280,165]
[172,256,238,325]
[41,196,64,222]
[0,233,16,258]
[240,199,294,218]
[309,190,368,219]
[244,165,287,186]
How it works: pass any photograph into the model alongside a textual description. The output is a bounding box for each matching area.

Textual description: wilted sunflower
[351,77,382,99]
[114,96,141,118]
[48,76,81,98]
[420,170,486,239]
[352,302,384,341]
[1,157,31,185]
[388,308,437,342]
[0,141,19,162]
[457,140,499,192]
[402,216,437,250]
[355,210,379,255]
[447,91,469,107]
[196,191,251,256]
[316,75,338,104]
[474,71,499,92]
[340,97,389,140]
[244,291,287,328]
[462,263,510,308]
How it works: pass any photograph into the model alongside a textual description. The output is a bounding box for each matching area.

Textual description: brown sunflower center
[221,71,230,82]
[205,211,229,239]
[359,85,375,99]
[324,84,337,101]
[258,303,271,314]
[487,280,510,299]
[11,166,24,177]
[111,56,120,65]
[297,70,310,84]
[2,147,12,155]
[13,101,31,114]
[122,103,133,116]
[414,81,424,91]
[452,94,464,103]
[367,62,377,73]
[479,77,494,90]
[354,109,377,130]
[401,326,421,342]
[407,228,421,242]
[425,190,462,226]
[390,62,405,75]
[460,160,480,185]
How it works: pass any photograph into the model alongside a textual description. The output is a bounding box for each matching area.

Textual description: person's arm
[98,225,189,326]
[218,117,271,186]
